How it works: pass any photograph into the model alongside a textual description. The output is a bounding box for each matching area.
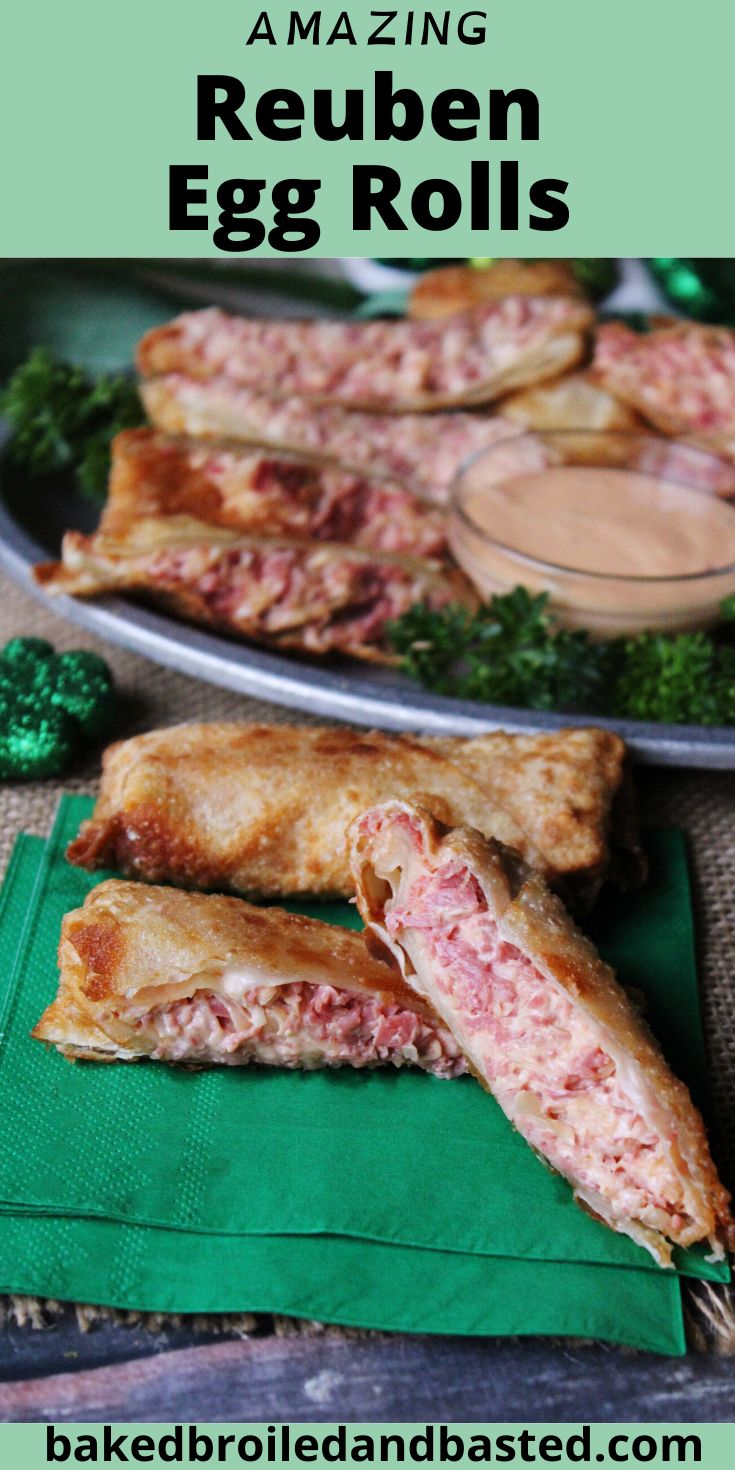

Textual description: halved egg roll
[34,517,470,665]
[32,879,465,1075]
[349,800,732,1265]
[137,299,593,412]
[66,722,641,909]
[102,428,448,560]
[593,321,735,464]
[141,378,519,504]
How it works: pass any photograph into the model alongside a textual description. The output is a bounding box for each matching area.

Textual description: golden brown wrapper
[65,721,642,908]
[35,517,470,665]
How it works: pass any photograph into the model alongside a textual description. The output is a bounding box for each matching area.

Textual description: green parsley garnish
[389,588,735,727]
[0,349,144,501]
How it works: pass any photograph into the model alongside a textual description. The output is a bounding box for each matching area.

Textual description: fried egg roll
[141,379,519,504]
[66,722,640,909]
[35,517,469,665]
[32,879,464,1076]
[103,429,448,561]
[349,800,732,1265]
[138,299,593,412]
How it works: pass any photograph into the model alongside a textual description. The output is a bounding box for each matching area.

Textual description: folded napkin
[0,795,727,1353]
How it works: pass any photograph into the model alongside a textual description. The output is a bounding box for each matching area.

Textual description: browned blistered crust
[349,800,734,1258]
[501,371,642,434]
[31,878,420,1060]
[64,721,641,909]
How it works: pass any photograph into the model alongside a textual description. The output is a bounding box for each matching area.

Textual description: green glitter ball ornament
[648,260,735,327]
[0,637,115,781]
[0,704,77,782]
[49,650,114,739]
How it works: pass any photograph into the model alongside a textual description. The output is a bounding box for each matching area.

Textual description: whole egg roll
[66,722,641,909]
[32,879,464,1075]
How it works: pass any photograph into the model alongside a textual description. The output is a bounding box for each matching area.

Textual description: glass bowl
[449,430,735,636]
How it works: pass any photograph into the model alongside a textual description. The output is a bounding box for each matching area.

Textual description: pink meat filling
[136,981,465,1076]
[234,457,447,558]
[385,857,693,1235]
[147,544,442,652]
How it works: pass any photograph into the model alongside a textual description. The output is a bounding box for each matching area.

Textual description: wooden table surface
[0,1312,734,1422]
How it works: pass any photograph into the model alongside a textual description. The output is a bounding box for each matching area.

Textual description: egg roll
[66,722,641,909]
[408,261,587,319]
[35,517,470,665]
[593,321,735,463]
[32,879,465,1076]
[141,378,519,504]
[137,299,593,412]
[349,799,733,1266]
[102,428,448,560]
[501,371,641,433]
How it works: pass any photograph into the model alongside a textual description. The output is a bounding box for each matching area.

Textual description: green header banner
[0,1423,734,1466]
[1,0,733,256]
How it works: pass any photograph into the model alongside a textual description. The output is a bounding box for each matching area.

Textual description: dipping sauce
[450,431,735,635]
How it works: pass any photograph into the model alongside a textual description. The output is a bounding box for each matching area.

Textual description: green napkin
[0,836,683,1352]
[0,797,727,1354]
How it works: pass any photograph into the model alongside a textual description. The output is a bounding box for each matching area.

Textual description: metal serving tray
[1,437,734,768]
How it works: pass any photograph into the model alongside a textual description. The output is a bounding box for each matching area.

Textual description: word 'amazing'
[169,72,570,251]
[243,10,488,45]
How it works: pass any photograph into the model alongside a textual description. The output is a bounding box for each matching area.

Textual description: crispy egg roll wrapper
[140,378,520,504]
[102,429,448,561]
[66,722,641,909]
[593,322,735,468]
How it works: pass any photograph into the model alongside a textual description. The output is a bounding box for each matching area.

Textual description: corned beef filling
[146,543,437,651]
[595,324,735,436]
[135,981,465,1076]
[202,452,448,558]
[385,856,694,1238]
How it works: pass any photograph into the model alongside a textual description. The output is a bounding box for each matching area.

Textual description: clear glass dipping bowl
[449,430,735,636]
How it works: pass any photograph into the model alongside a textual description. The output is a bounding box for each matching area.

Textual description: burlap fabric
[2,570,734,1349]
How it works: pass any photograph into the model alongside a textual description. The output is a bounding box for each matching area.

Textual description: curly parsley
[389,588,735,727]
[0,349,144,501]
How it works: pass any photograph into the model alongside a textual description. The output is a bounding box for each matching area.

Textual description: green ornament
[0,636,115,781]
[648,260,735,327]
[1,637,56,683]
[0,704,77,781]
[49,650,115,739]
[2,637,55,663]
